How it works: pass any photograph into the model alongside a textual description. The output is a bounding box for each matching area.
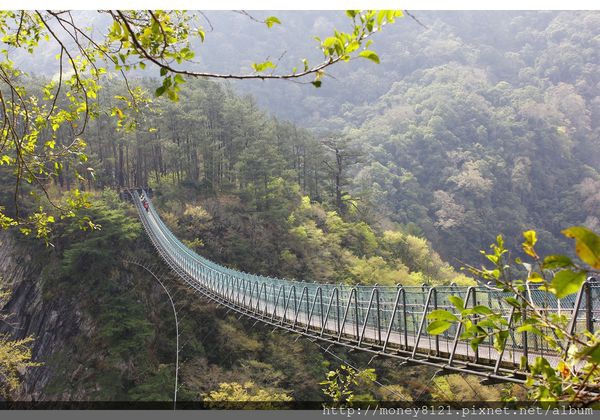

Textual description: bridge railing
[130,189,598,375]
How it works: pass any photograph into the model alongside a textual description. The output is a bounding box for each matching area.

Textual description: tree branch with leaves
[0,10,402,241]
[427,226,600,405]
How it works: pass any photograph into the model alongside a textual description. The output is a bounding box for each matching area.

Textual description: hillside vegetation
[1,11,599,403]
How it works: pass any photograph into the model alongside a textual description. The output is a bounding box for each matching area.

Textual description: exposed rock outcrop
[0,233,81,400]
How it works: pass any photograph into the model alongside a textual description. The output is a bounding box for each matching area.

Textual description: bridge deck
[130,190,599,383]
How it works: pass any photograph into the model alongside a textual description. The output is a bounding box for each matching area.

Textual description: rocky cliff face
[0,232,82,400]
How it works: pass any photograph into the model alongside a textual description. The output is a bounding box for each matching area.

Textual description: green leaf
[264,16,281,28]
[427,320,452,335]
[376,10,386,28]
[517,324,543,336]
[576,342,600,363]
[542,254,574,270]
[155,86,166,97]
[470,336,484,351]
[505,297,522,308]
[520,356,528,369]
[167,89,178,101]
[427,309,458,322]
[358,50,380,64]
[251,61,275,73]
[527,272,545,283]
[550,269,587,299]
[561,226,600,269]
[311,80,322,88]
[523,230,537,246]
[477,319,496,328]
[472,305,494,315]
[522,230,538,257]
[174,74,186,85]
[494,330,509,352]
[448,295,464,309]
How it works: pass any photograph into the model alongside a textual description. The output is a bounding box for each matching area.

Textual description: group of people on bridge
[139,192,149,212]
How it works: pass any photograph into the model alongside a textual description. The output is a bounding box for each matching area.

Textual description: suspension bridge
[127,189,599,385]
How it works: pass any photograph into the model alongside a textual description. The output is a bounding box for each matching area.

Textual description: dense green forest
[341,12,600,263]
[4,75,468,287]
[1,10,599,405]
[216,11,600,264]
[7,11,600,265]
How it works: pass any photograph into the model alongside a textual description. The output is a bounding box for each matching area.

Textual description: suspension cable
[125,259,180,410]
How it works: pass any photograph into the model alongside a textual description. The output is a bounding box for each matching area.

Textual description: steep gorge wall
[0,232,82,400]
[0,228,189,402]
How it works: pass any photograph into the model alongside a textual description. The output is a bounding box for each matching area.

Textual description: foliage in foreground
[203,382,293,409]
[427,226,600,405]
[320,364,376,406]
[0,288,40,398]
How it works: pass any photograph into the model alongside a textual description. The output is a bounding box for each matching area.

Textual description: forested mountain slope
[203,10,600,263]
[345,63,599,262]
[10,11,599,265]
[153,10,600,263]
[31,76,469,287]
[0,192,334,402]
[338,12,600,262]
